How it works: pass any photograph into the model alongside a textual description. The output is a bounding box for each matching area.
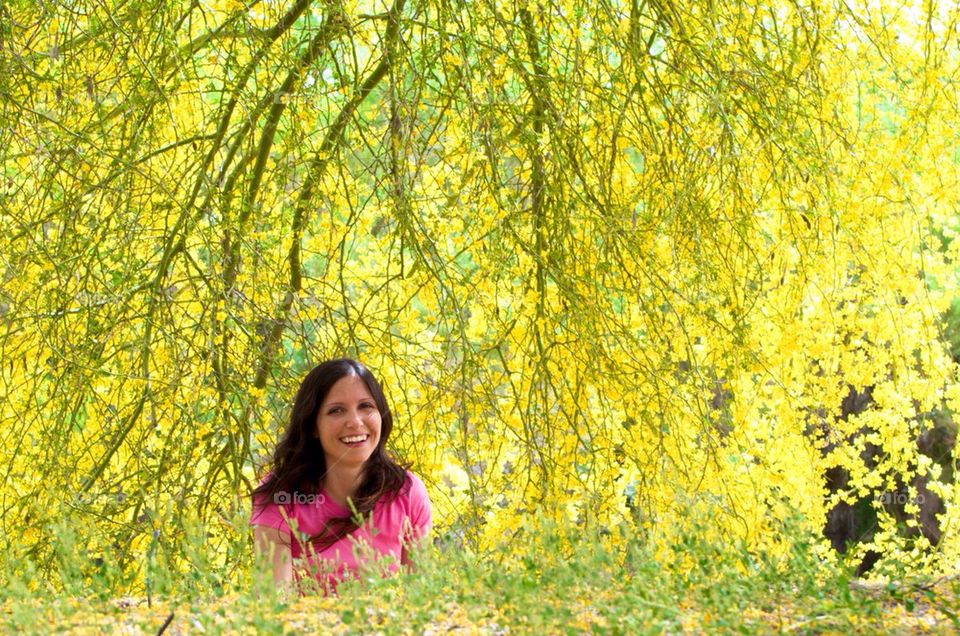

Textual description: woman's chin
[327,450,373,468]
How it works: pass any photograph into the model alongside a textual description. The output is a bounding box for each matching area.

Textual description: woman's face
[315,374,382,472]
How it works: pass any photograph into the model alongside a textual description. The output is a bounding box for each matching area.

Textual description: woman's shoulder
[378,469,426,503]
[252,471,277,493]
[375,469,429,520]
[401,469,429,502]
[398,469,431,527]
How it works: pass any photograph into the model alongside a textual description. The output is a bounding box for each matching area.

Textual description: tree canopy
[1,0,959,592]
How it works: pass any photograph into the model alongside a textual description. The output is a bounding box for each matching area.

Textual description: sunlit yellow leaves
[1,0,960,598]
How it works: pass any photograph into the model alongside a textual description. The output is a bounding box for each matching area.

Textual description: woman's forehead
[322,374,373,402]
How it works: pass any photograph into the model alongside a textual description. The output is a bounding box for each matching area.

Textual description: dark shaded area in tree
[822,386,957,577]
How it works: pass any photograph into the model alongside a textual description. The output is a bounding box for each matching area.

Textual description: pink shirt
[249,470,432,594]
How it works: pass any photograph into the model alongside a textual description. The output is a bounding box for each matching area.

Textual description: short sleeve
[249,474,292,535]
[403,471,432,545]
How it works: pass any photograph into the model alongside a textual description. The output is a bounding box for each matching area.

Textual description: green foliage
[4,503,957,633]
[944,298,960,364]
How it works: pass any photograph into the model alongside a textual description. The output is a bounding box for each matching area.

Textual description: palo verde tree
[1,0,959,593]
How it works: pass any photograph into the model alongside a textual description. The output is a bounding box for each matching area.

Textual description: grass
[2,511,959,634]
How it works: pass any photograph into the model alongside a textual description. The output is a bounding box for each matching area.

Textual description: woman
[249,358,432,596]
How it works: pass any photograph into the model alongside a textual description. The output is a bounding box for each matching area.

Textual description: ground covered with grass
[3,518,960,634]
[4,586,957,635]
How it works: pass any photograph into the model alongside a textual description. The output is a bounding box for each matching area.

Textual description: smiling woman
[248,358,432,596]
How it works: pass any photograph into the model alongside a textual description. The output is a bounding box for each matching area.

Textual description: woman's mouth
[340,434,369,447]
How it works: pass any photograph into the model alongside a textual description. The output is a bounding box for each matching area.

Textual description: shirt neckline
[320,488,353,515]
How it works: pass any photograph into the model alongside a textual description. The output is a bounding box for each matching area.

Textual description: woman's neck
[322,466,364,510]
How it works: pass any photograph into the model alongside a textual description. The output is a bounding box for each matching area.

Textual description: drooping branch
[78,0,319,497]
[149,0,316,301]
[248,0,409,395]
[222,4,350,296]
[518,7,549,311]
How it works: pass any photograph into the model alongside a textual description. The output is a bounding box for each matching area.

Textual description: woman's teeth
[341,435,368,444]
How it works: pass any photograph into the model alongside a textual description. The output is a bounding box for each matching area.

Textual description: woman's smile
[339,434,369,446]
